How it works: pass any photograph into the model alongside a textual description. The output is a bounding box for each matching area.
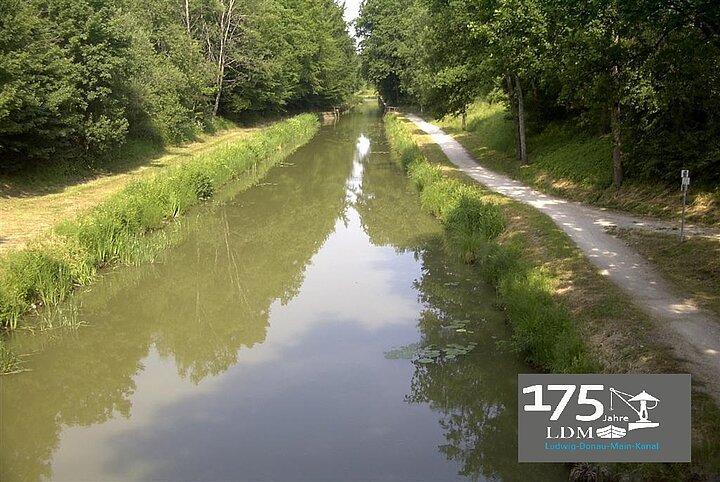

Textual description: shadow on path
[407,113,720,402]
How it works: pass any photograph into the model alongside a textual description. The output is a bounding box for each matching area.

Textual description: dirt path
[407,113,720,401]
[0,127,257,253]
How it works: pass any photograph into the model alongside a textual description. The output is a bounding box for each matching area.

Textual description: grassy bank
[0,119,258,254]
[435,102,720,226]
[384,113,720,480]
[612,229,720,320]
[0,114,320,336]
[386,113,595,373]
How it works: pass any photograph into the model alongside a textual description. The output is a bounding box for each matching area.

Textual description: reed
[0,114,320,334]
[384,112,594,373]
[0,337,20,373]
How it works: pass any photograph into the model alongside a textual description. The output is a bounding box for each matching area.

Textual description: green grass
[437,102,613,190]
[0,114,320,334]
[612,229,720,319]
[385,113,595,373]
[0,337,20,373]
[390,112,720,480]
[435,101,720,226]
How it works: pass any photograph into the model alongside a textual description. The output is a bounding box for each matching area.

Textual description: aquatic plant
[0,338,20,373]
[384,320,479,365]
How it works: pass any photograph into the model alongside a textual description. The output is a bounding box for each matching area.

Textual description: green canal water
[0,106,567,481]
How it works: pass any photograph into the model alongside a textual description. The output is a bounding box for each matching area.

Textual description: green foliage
[356,0,425,105]
[0,0,130,168]
[384,113,596,373]
[0,114,319,329]
[0,0,358,171]
[0,337,20,374]
[360,0,720,185]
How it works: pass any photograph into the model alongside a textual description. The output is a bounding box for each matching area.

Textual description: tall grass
[387,113,720,479]
[0,114,320,333]
[384,113,594,373]
[0,337,20,373]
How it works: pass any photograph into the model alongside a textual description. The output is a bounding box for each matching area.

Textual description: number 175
[522,384,605,421]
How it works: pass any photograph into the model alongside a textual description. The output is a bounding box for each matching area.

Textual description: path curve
[407,114,720,401]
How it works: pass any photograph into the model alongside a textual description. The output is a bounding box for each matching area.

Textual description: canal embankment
[0,121,259,255]
[0,114,320,361]
[384,113,720,480]
[0,105,569,481]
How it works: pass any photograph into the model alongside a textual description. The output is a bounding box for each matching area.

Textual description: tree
[465,0,550,164]
[0,0,80,167]
[0,0,133,169]
[1,0,359,171]
[356,0,421,105]
[420,0,485,124]
[121,0,215,143]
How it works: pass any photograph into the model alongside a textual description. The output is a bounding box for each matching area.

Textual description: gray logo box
[518,374,690,462]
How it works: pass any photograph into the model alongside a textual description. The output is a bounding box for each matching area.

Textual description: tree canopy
[357,0,720,185]
[0,0,360,170]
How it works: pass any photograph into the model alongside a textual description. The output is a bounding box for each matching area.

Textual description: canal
[1,105,567,481]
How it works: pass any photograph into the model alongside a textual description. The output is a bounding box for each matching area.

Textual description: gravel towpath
[407,113,720,400]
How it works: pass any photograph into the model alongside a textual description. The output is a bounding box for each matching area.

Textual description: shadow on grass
[0,114,275,200]
[0,138,169,199]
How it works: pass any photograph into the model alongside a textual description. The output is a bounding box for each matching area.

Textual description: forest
[0,0,359,171]
[357,0,720,186]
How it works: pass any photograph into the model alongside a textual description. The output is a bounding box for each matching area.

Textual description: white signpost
[680,170,690,242]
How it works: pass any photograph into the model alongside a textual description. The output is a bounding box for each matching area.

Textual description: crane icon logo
[610,388,660,430]
[518,374,691,463]
[596,389,660,439]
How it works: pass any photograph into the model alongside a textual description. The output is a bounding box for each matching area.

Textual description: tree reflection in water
[0,124,354,481]
[357,151,566,481]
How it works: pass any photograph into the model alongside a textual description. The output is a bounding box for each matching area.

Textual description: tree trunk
[212,0,235,117]
[611,33,623,187]
[184,0,191,34]
[461,109,467,131]
[514,74,528,165]
[611,101,623,187]
[213,60,224,116]
[506,73,521,160]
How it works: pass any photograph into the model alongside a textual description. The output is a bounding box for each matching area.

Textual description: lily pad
[384,342,421,360]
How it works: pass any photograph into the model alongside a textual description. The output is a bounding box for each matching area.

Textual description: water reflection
[0,105,566,481]
[406,246,566,481]
[356,134,371,158]
[1,121,354,481]
[354,142,567,482]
